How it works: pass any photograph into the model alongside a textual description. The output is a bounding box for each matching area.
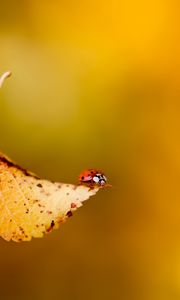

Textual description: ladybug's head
[92,172,107,186]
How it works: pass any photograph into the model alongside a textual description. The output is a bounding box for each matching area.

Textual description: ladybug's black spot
[81,176,84,180]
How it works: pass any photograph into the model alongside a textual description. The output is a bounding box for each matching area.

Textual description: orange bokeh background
[0,1,180,299]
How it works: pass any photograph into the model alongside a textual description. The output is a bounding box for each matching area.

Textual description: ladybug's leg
[87,179,95,189]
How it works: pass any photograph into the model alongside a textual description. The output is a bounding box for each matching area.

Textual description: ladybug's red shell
[79,169,107,187]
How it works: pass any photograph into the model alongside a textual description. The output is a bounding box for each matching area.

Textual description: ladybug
[79,169,107,187]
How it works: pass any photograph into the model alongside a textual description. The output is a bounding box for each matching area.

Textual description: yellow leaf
[0,152,100,242]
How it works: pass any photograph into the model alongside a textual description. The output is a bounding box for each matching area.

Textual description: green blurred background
[0,0,180,299]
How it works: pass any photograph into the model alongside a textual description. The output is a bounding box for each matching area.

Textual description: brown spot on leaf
[33,199,39,203]
[66,211,73,218]
[71,203,76,209]
[37,183,43,188]
[46,220,55,233]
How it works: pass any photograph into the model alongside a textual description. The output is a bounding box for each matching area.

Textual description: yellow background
[0,0,180,299]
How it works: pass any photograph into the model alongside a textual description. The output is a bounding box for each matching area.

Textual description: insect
[79,169,107,187]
